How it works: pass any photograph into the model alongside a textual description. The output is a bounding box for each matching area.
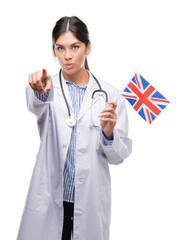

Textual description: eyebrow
[55,42,81,47]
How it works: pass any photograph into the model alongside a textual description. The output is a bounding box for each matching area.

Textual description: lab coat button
[62,144,67,148]
[58,201,62,207]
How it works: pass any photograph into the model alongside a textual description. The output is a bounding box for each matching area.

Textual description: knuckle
[32,80,37,85]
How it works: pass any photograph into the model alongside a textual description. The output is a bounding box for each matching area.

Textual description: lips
[65,64,74,70]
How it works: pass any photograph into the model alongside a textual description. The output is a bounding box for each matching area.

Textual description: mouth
[65,64,74,70]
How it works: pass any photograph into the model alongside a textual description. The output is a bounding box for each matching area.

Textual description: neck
[62,68,89,86]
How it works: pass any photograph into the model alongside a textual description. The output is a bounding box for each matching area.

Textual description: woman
[17,16,132,240]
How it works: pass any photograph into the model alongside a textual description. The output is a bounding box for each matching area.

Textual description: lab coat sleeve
[100,92,132,165]
[26,79,54,118]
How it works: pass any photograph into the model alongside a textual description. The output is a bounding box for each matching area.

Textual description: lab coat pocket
[25,166,44,212]
[98,186,112,229]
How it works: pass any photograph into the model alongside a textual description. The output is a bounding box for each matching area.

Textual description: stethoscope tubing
[59,69,71,118]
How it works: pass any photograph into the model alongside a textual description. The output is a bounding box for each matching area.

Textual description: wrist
[102,131,113,140]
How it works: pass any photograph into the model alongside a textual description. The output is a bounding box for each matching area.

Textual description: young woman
[17,16,132,240]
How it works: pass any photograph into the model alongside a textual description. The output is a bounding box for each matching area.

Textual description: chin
[63,67,83,76]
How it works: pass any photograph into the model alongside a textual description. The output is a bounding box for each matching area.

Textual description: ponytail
[85,57,89,71]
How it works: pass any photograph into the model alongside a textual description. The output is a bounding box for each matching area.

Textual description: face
[54,31,91,76]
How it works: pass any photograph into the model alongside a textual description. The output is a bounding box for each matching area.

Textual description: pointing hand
[29,69,51,94]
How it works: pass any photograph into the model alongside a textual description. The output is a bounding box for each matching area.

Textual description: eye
[57,46,63,51]
[72,45,79,50]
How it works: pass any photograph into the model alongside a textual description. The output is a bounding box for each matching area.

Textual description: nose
[65,49,72,60]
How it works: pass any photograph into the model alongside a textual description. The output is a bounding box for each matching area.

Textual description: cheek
[76,51,86,61]
[56,54,64,64]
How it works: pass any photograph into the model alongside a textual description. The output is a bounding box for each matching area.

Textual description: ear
[85,42,91,55]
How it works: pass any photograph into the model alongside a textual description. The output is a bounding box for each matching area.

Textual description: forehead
[55,31,81,46]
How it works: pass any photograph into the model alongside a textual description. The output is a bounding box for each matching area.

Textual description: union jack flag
[121,72,170,124]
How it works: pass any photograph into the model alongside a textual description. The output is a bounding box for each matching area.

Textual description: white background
[0,0,185,239]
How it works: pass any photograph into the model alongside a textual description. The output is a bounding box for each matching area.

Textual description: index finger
[42,68,47,78]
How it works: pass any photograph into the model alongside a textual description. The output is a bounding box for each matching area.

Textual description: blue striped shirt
[63,79,87,202]
[33,77,113,203]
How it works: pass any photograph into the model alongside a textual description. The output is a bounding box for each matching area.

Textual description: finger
[99,118,117,124]
[35,71,45,92]
[28,73,32,84]
[101,107,116,115]
[101,102,117,114]
[98,112,117,119]
[32,71,41,84]
[32,72,44,93]
[29,82,35,91]
[35,71,42,83]
[29,74,37,91]
[42,68,47,79]
[44,77,51,93]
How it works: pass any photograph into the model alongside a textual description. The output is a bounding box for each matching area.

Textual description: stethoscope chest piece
[66,117,76,127]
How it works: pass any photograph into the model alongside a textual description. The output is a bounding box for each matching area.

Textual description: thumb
[43,76,51,93]
[108,101,117,110]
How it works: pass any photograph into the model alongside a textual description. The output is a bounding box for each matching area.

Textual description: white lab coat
[17,71,132,240]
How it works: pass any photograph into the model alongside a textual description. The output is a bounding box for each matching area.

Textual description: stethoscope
[59,69,108,127]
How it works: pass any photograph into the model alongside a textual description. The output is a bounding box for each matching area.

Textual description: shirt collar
[64,78,88,90]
